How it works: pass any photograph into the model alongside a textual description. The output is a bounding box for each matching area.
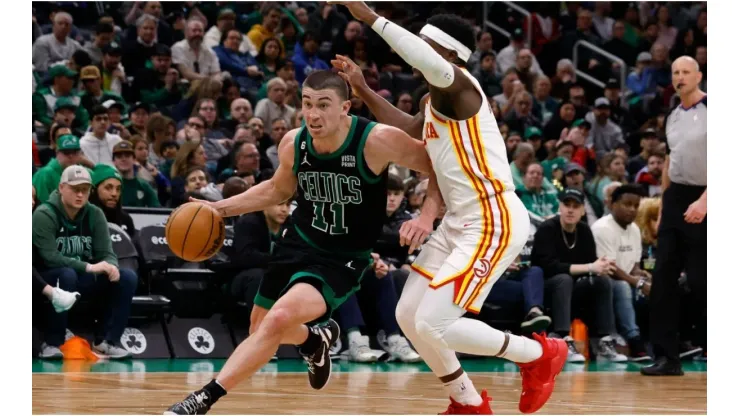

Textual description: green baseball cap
[48,65,77,79]
[524,126,543,140]
[56,134,80,151]
[54,96,78,112]
[92,164,122,187]
[572,118,592,129]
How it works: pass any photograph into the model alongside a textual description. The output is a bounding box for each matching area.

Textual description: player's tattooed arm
[365,124,432,175]
[209,130,299,217]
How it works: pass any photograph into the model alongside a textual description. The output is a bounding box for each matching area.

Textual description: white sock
[443,372,482,406]
[443,318,543,363]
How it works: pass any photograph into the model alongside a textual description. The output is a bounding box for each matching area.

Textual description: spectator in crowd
[330,20,363,58]
[635,151,665,197]
[129,135,170,200]
[592,3,615,41]
[80,105,123,166]
[82,22,115,65]
[591,184,651,361]
[254,78,296,134]
[504,130,522,162]
[214,29,263,97]
[89,164,136,237]
[247,3,284,53]
[78,66,126,116]
[33,65,90,129]
[229,196,290,326]
[627,52,658,96]
[514,48,540,92]
[497,28,543,75]
[127,102,151,137]
[131,44,182,110]
[256,37,285,81]
[504,91,542,134]
[655,5,678,50]
[627,129,661,180]
[32,12,81,72]
[192,97,227,139]
[170,141,208,205]
[51,98,84,137]
[585,98,626,159]
[472,51,500,98]
[531,188,626,362]
[517,163,560,219]
[550,59,576,101]
[587,152,628,202]
[292,30,330,84]
[560,9,602,69]
[525,126,548,162]
[603,78,636,133]
[121,14,158,73]
[205,8,258,56]
[172,18,222,82]
[531,76,558,126]
[218,142,271,186]
[33,134,84,203]
[492,69,521,111]
[97,44,125,96]
[111,141,161,207]
[266,119,288,170]
[511,142,557,195]
[635,197,660,276]
[183,166,223,203]
[563,163,603,225]
[468,30,494,74]
[543,101,577,142]
[604,21,638,82]
[123,1,174,46]
[32,165,137,360]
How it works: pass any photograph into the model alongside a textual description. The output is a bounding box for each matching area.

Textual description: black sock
[203,379,227,402]
[297,327,322,356]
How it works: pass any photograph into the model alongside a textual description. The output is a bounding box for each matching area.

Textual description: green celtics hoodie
[32,190,118,273]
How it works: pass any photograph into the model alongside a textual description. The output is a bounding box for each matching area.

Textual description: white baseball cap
[60,165,92,186]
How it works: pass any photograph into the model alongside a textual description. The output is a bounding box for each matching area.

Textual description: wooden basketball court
[32,358,706,414]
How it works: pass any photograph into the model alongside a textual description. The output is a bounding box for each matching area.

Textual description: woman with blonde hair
[588,152,627,202]
[145,113,175,167]
[635,197,661,273]
[169,141,208,206]
[172,77,224,122]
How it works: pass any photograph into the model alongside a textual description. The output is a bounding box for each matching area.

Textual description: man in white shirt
[80,105,123,166]
[33,12,81,72]
[172,18,222,81]
[204,8,258,56]
[591,184,651,362]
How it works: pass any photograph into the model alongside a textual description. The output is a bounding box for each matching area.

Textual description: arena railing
[481,1,532,47]
[573,40,628,107]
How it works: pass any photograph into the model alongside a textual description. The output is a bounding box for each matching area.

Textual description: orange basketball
[165,202,225,262]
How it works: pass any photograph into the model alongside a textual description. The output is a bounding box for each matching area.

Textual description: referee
[642,56,706,376]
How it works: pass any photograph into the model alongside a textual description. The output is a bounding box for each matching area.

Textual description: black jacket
[231,212,286,270]
[530,216,597,278]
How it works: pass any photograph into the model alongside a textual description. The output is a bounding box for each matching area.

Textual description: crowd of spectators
[31,1,706,363]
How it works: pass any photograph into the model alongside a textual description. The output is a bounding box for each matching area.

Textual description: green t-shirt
[121,177,160,208]
[518,188,560,218]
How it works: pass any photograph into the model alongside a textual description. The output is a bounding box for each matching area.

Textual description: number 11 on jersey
[312,202,348,235]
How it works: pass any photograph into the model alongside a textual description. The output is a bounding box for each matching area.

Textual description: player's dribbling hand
[399,216,433,254]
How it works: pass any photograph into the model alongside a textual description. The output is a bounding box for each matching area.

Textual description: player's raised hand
[328,1,376,24]
[399,216,434,254]
[331,55,367,91]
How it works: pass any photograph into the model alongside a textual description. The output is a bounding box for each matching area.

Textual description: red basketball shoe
[440,389,493,414]
[517,333,568,414]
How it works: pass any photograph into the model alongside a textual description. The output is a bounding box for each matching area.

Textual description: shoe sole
[630,355,653,363]
[521,316,552,335]
[679,347,703,360]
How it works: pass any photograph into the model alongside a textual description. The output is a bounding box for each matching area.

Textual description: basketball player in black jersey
[165,70,433,415]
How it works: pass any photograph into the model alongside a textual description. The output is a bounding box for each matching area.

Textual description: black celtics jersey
[290,115,388,256]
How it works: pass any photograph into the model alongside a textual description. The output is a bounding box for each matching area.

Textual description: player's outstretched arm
[205,130,299,217]
[334,1,465,92]
[367,124,432,175]
[331,55,424,138]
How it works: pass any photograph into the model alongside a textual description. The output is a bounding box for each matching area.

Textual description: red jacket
[523,14,561,55]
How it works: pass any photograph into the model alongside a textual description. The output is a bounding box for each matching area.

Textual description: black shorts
[253,226,374,324]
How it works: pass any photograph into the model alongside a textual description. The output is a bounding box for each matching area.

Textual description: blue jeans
[39,267,138,347]
[610,279,641,340]
[487,266,546,313]
[337,269,401,335]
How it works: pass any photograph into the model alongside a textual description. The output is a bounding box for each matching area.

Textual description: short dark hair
[303,70,349,101]
[301,29,319,46]
[611,184,645,203]
[261,2,281,16]
[95,22,114,34]
[387,174,404,192]
[91,105,108,117]
[425,14,476,63]
[647,150,666,161]
[72,49,92,67]
[476,30,492,42]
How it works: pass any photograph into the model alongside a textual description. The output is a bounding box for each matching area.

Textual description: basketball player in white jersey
[332,2,567,414]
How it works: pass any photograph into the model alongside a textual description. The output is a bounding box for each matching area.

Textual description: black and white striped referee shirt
[665,96,707,187]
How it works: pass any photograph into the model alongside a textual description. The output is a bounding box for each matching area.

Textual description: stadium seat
[108,222,139,272]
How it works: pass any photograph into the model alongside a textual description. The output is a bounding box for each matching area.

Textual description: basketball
[165,202,225,262]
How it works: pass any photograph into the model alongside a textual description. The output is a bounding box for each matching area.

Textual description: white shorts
[411,191,529,313]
